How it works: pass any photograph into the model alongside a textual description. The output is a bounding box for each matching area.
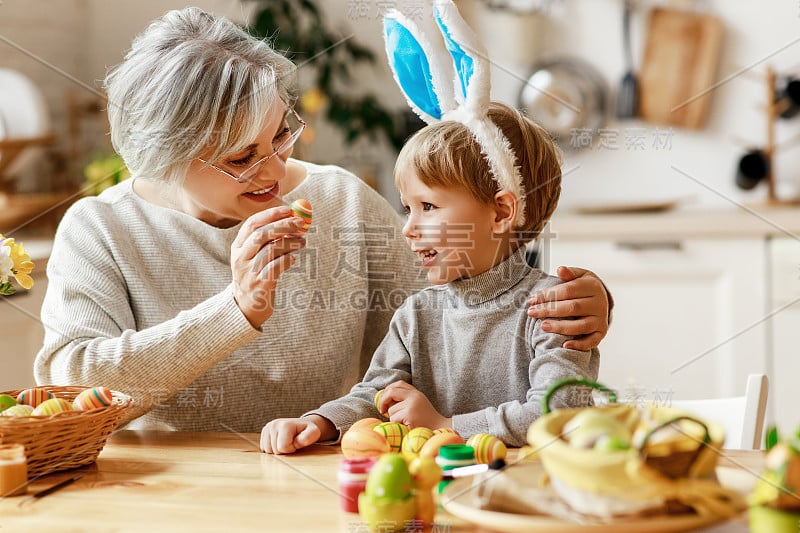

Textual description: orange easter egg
[401,427,434,458]
[341,427,391,459]
[32,398,74,416]
[466,433,508,464]
[419,432,465,458]
[290,199,312,232]
[16,388,53,408]
[433,427,460,436]
[373,421,409,452]
[73,386,114,411]
[350,417,384,431]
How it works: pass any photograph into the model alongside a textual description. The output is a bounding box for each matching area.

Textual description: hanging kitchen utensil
[638,6,723,129]
[616,0,639,119]
[519,56,608,149]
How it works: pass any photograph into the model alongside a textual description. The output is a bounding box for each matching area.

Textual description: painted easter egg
[341,427,391,459]
[401,427,434,458]
[373,389,388,418]
[1,405,34,417]
[16,388,53,408]
[419,432,465,459]
[0,394,17,413]
[350,417,383,431]
[466,433,508,464]
[73,386,114,411]
[32,398,74,416]
[433,427,460,436]
[290,199,312,232]
[359,453,416,530]
[373,421,409,452]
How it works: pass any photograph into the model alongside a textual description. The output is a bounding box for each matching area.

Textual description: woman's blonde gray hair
[104,7,296,186]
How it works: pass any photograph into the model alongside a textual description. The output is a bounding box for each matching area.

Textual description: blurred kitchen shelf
[0,191,75,233]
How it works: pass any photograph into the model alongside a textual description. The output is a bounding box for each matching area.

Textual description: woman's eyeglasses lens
[237,110,305,183]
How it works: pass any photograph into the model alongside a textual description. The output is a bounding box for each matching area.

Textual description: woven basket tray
[0,386,132,478]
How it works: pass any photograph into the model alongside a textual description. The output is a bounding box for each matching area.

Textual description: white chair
[669,374,769,450]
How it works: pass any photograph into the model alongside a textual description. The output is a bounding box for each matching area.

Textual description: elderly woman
[34,7,611,432]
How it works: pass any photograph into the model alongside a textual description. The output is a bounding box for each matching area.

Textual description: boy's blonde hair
[394,102,562,238]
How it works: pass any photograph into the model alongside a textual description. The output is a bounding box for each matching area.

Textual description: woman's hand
[380,381,450,430]
[231,206,307,327]
[527,266,612,351]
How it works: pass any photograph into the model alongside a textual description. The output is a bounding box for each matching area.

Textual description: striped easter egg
[73,387,114,411]
[373,421,409,452]
[16,388,53,408]
[401,427,434,458]
[341,427,391,459]
[373,389,391,418]
[1,405,34,417]
[433,427,460,436]
[466,433,508,464]
[32,398,74,416]
[290,199,312,232]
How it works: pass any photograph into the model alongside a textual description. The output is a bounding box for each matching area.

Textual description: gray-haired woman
[34,7,611,432]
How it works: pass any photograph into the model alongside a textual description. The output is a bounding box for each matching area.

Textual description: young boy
[261,102,599,453]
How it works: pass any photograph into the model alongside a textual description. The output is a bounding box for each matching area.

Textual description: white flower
[0,244,12,284]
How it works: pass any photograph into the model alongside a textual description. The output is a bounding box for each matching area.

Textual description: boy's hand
[527,266,612,351]
[381,382,449,430]
[260,415,334,454]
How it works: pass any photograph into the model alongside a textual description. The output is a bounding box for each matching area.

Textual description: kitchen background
[2,0,799,437]
[3,0,800,207]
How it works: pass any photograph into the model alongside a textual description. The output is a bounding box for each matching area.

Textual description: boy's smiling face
[398,171,512,285]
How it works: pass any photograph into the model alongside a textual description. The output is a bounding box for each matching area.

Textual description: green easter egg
[358,492,416,532]
[749,505,800,533]
[0,394,17,413]
[364,453,413,500]
[594,435,631,452]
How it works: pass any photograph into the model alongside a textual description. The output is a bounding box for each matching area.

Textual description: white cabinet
[767,237,800,432]
[541,236,770,417]
[0,271,47,391]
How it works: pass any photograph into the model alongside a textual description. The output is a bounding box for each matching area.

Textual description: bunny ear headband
[383,0,526,225]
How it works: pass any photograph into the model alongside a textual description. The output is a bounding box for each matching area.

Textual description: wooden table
[0,431,764,532]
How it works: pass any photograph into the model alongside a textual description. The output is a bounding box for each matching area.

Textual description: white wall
[84,0,255,79]
[4,0,800,208]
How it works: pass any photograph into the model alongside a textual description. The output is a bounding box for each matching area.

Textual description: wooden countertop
[0,430,764,532]
[549,205,800,240]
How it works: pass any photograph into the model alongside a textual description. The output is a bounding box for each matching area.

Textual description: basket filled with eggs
[526,378,746,520]
[0,386,132,478]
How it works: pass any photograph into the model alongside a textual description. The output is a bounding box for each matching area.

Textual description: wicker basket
[0,386,132,478]
[527,378,728,518]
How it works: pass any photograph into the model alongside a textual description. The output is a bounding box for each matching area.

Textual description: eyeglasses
[198,106,306,184]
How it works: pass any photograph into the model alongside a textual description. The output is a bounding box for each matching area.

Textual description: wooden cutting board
[639,7,724,129]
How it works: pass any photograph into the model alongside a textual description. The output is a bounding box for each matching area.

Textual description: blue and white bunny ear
[384,1,527,227]
[433,0,490,114]
[434,0,526,225]
[383,9,456,124]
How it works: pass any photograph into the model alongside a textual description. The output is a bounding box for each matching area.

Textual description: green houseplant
[243,0,418,151]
